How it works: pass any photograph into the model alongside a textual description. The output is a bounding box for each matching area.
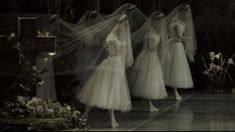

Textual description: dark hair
[179,4,190,12]
[89,11,98,19]
[151,12,164,21]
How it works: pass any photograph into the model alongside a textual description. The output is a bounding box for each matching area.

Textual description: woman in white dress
[76,15,133,128]
[130,12,169,112]
[165,4,197,100]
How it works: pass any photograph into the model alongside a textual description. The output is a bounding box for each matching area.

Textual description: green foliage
[0,96,89,131]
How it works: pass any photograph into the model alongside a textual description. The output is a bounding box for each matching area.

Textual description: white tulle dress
[36,55,57,100]
[167,20,194,88]
[77,30,132,112]
[131,32,167,99]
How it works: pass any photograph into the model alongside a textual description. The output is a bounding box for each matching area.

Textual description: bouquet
[201,52,235,92]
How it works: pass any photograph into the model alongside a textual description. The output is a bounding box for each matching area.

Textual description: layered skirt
[77,56,132,112]
[166,41,194,88]
[130,50,167,100]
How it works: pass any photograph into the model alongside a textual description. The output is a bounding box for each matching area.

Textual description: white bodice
[169,19,186,41]
[105,33,124,56]
[143,32,160,52]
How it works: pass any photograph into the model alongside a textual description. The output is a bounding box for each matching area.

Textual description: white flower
[214,53,222,59]
[8,32,16,40]
[47,108,54,114]
[215,65,221,71]
[31,66,37,71]
[38,81,44,86]
[48,52,56,56]
[209,51,215,58]
[44,58,48,61]
[228,58,235,65]
[203,70,209,75]
[208,63,215,71]
[45,32,49,37]
[10,32,16,37]
[65,104,71,111]
[37,30,41,35]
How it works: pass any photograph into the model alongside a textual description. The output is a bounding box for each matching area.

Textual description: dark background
[0,0,235,102]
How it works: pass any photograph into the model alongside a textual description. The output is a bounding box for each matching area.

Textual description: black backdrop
[0,0,235,92]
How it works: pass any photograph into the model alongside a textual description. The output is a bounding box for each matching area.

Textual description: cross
[0,17,56,67]
[0,17,56,76]
[0,17,57,99]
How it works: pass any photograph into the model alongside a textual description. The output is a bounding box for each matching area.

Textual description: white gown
[167,20,194,88]
[36,55,57,100]
[131,32,167,100]
[76,31,132,112]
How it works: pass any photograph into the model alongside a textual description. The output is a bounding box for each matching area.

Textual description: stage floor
[86,92,235,131]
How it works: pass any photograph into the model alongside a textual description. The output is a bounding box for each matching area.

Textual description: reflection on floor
[87,92,235,131]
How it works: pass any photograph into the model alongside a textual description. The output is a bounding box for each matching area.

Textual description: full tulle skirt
[130,50,167,100]
[77,56,132,112]
[167,42,194,88]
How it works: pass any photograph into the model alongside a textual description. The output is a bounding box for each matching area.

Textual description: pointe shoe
[174,89,182,101]
[111,120,119,128]
[175,95,182,101]
[149,102,159,112]
[150,106,159,112]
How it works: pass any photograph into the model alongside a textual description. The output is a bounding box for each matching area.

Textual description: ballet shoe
[150,106,159,112]
[111,120,119,128]
[176,95,182,101]
[149,103,159,112]
[174,91,183,101]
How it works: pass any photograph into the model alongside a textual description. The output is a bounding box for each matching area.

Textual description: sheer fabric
[109,3,148,32]
[75,10,104,30]
[165,4,197,62]
[165,4,195,88]
[130,12,168,99]
[76,15,133,111]
[38,3,145,76]
[0,4,173,98]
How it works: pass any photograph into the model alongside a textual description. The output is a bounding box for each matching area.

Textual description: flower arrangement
[201,52,235,92]
[0,96,89,131]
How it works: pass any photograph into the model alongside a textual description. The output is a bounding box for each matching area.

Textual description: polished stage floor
[86,92,235,131]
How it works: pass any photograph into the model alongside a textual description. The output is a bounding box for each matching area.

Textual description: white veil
[39,3,145,70]
[106,15,133,68]
[40,13,132,79]
[132,12,170,72]
[75,10,104,29]
[0,4,142,88]
[119,15,134,68]
[109,3,148,32]
[165,4,197,62]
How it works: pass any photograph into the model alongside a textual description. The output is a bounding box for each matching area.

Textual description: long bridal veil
[39,3,146,77]
[109,3,148,32]
[75,10,104,30]
[164,4,195,88]
[131,12,170,79]
[0,3,148,98]
[165,4,197,62]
